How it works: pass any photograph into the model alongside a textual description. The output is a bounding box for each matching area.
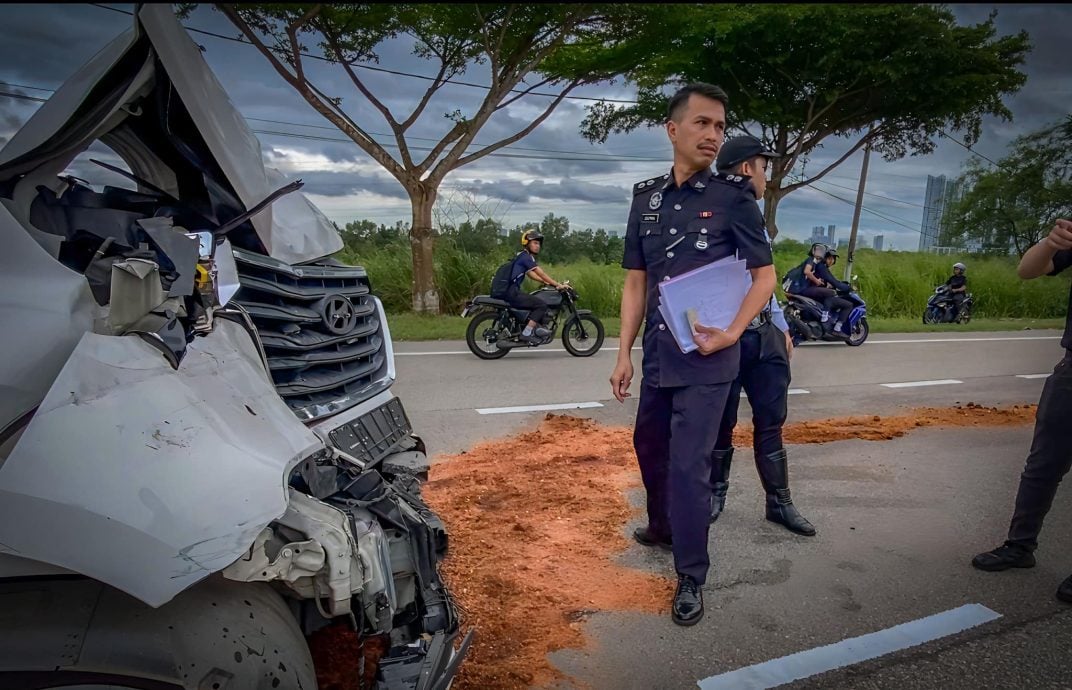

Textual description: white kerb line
[697,603,1002,690]
[475,402,604,415]
[1016,373,1051,379]
[741,389,809,396]
[881,379,962,388]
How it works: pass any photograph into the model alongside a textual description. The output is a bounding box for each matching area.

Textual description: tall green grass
[338,242,1070,320]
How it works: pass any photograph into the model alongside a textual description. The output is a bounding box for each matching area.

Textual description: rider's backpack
[781,259,809,294]
[490,253,521,298]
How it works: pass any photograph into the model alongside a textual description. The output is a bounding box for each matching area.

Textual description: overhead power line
[87,3,640,104]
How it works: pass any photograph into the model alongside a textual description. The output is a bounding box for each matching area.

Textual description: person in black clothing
[811,248,853,339]
[972,218,1072,605]
[610,83,777,627]
[709,135,815,537]
[946,262,968,318]
[506,229,566,344]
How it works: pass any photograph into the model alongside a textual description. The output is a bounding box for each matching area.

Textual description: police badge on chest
[649,192,663,210]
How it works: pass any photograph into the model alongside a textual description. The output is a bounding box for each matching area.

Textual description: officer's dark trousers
[634,381,732,585]
[714,324,790,455]
[1006,353,1072,551]
[505,286,547,325]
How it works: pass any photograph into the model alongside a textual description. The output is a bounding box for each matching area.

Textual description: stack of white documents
[656,257,750,353]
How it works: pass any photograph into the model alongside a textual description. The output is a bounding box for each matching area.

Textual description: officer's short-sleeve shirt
[510,252,537,289]
[622,167,774,387]
[1048,249,1072,350]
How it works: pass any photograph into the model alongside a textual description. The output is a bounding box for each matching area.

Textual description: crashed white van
[0,5,469,689]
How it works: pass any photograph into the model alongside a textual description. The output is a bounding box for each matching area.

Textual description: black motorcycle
[783,282,869,347]
[461,282,605,359]
[923,284,973,324]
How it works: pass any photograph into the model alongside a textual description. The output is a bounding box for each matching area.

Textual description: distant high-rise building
[873,235,885,251]
[809,224,837,246]
[919,175,962,252]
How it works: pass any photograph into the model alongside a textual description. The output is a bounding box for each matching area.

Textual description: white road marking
[881,379,963,389]
[475,401,604,415]
[395,335,1061,357]
[740,389,809,397]
[1016,373,1051,379]
[696,603,1002,690]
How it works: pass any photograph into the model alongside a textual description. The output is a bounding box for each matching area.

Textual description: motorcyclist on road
[946,262,968,318]
[813,248,854,337]
[800,244,848,338]
[507,229,567,344]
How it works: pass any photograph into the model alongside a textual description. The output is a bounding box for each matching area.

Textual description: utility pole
[844,140,872,283]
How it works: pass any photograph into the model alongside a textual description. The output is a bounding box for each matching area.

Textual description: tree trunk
[408,184,440,314]
[763,186,784,239]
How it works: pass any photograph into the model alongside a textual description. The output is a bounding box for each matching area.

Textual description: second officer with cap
[610,84,777,626]
[708,135,816,537]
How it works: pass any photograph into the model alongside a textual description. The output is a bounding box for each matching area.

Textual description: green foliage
[337,222,1070,320]
[944,116,1072,256]
[579,4,1031,236]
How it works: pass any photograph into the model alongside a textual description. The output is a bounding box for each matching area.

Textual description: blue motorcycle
[782,281,869,347]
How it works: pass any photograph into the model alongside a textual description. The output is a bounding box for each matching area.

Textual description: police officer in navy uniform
[972,218,1072,605]
[610,84,777,626]
[708,135,816,537]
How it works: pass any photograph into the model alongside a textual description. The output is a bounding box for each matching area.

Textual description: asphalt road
[393,330,1072,689]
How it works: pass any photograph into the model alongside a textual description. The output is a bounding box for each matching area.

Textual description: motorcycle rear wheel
[466,312,511,359]
[562,314,605,357]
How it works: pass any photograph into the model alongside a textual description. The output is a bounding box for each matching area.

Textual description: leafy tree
[581,4,1031,238]
[212,3,658,312]
[943,116,1072,256]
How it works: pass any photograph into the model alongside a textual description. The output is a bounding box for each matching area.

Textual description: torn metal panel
[0,203,97,436]
[0,320,322,607]
[106,258,165,332]
[0,27,139,168]
[136,217,199,297]
[138,6,342,264]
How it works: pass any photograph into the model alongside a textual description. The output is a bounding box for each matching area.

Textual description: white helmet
[953,262,966,273]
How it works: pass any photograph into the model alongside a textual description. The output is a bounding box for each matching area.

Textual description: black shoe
[632,526,672,551]
[1058,575,1072,604]
[756,450,816,536]
[710,448,734,524]
[672,575,704,626]
[519,333,542,345]
[971,543,1036,572]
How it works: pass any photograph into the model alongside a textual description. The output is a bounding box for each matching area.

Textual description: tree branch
[216,5,405,180]
[781,125,879,194]
[399,58,450,132]
[452,80,583,170]
[285,4,321,83]
[322,30,415,168]
[496,76,558,110]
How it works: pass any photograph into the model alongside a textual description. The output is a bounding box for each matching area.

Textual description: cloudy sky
[0,3,1068,252]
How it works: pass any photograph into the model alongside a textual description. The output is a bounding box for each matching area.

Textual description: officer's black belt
[746,311,772,330]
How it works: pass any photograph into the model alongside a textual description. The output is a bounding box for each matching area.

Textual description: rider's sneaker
[534,327,551,338]
[520,333,542,345]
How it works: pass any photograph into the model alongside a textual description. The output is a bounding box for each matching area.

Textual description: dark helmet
[825,247,840,261]
[521,229,544,247]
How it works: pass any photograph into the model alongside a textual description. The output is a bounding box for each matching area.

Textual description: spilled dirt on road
[422,403,1036,689]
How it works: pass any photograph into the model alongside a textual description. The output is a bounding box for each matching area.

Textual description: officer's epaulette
[710,171,750,188]
[633,173,670,195]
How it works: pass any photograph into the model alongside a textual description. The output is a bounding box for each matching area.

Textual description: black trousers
[505,286,546,325]
[1006,353,1072,551]
[952,292,966,316]
[634,381,732,585]
[714,323,790,456]
[800,285,848,323]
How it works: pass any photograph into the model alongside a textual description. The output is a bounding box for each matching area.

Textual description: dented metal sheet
[138,5,342,264]
[0,203,98,436]
[0,320,322,607]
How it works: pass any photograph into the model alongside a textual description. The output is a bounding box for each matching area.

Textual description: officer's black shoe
[632,526,672,551]
[710,447,734,523]
[971,542,1036,572]
[757,450,816,536]
[1057,575,1072,604]
[671,575,704,626]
